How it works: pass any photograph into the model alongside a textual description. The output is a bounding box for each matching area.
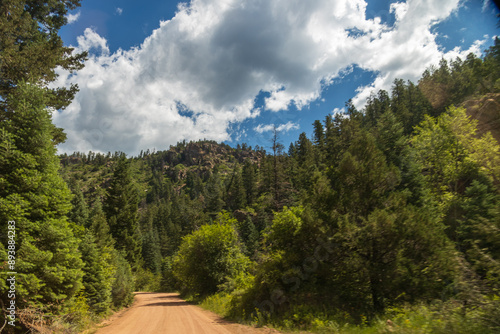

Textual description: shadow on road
[140,301,189,307]
[139,294,192,307]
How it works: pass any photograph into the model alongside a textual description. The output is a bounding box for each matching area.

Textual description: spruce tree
[237,216,259,257]
[89,198,115,249]
[242,159,257,205]
[206,172,225,214]
[0,2,88,327]
[226,166,246,211]
[270,126,285,208]
[295,132,314,166]
[104,156,142,268]
[79,231,113,314]
[0,0,87,113]
[141,209,162,274]
[312,120,325,148]
[142,228,162,274]
[111,252,134,308]
[69,184,89,226]
[0,83,83,309]
[294,132,316,194]
[312,120,325,165]
[87,198,119,312]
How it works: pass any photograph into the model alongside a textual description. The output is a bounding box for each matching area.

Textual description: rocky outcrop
[164,141,262,167]
[160,140,264,180]
[462,93,500,143]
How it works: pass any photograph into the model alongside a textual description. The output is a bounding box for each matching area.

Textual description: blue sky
[55,0,499,155]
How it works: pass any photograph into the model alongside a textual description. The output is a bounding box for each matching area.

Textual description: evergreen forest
[1,1,500,333]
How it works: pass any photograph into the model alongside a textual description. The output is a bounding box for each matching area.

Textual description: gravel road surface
[94,292,281,334]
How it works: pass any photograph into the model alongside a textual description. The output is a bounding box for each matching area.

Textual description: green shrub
[172,213,250,296]
[134,267,162,292]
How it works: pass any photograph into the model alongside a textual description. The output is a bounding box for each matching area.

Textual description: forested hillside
[1,1,500,332]
[41,42,500,332]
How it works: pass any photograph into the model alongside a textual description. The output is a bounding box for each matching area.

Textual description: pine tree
[86,198,119,313]
[226,166,246,211]
[0,83,83,309]
[330,130,400,217]
[294,132,316,194]
[270,126,285,208]
[364,90,390,127]
[312,120,325,165]
[374,110,406,168]
[390,79,410,127]
[0,0,87,113]
[295,132,314,166]
[79,231,113,314]
[334,203,454,313]
[104,156,142,268]
[69,184,89,226]
[0,2,87,325]
[111,252,134,308]
[152,199,175,257]
[406,81,433,131]
[242,159,257,205]
[89,198,114,249]
[237,216,259,257]
[312,120,325,148]
[142,229,162,274]
[206,172,225,214]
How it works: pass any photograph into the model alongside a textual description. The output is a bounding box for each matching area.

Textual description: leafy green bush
[134,267,162,292]
[172,213,250,297]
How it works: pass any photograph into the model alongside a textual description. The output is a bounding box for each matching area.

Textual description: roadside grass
[267,299,499,334]
[199,292,233,318]
[197,292,500,334]
[15,297,114,334]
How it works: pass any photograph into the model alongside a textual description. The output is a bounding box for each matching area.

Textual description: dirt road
[94,292,281,334]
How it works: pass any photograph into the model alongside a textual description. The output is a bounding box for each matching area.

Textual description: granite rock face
[463,93,500,143]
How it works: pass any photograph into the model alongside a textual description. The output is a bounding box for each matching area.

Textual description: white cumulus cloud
[54,0,486,155]
[254,121,299,134]
[277,121,300,133]
[74,28,110,55]
[66,11,80,24]
[254,124,275,134]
